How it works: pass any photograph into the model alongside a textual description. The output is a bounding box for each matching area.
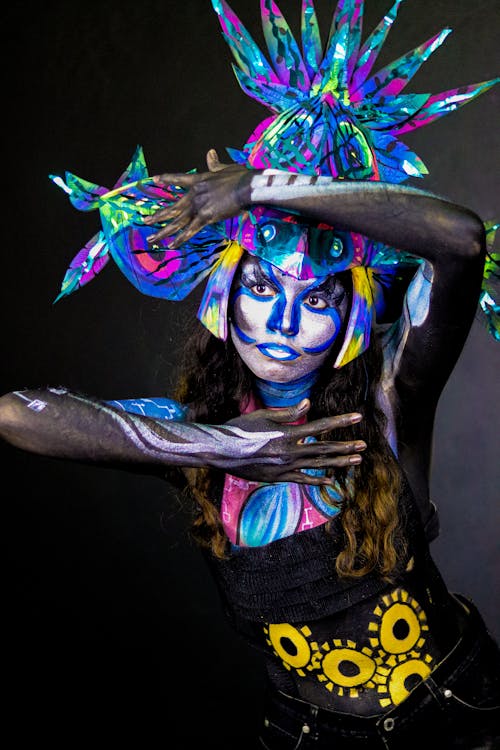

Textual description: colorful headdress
[51,0,499,366]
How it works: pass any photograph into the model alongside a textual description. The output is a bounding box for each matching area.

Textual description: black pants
[258,595,500,749]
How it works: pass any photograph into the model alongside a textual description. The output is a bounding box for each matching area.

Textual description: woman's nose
[267,297,300,336]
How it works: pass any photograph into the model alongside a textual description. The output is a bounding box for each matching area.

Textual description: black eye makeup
[240,261,277,294]
[307,276,346,307]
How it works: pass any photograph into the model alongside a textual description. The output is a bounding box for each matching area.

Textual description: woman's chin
[246,357,319,384]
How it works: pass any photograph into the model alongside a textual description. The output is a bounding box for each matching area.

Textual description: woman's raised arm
[146,152,486,395]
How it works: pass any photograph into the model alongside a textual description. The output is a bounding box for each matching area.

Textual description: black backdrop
[3,1,499,746]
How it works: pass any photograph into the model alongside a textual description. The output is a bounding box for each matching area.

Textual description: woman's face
[230,255,349,382]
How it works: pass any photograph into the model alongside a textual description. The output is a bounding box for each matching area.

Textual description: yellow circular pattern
[321,647,377,688]
[379,602,421,654]
[388,658,432,705]
[266,623,312,670]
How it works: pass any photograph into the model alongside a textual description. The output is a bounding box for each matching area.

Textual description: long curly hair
[173,274,404,579]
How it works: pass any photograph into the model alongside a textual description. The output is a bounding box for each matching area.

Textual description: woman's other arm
[0,388,365,484]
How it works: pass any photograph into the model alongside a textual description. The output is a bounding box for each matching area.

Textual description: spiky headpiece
[51,0,499,364]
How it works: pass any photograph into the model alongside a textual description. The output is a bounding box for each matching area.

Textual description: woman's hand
[218,399,366,486]
[143,149,254,247]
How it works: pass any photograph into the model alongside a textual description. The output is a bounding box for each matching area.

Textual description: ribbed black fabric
[205,476,425,623]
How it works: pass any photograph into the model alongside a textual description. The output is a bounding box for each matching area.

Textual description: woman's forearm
[246,169,485,261]
[0,387,365,483]
[0,388,278,471]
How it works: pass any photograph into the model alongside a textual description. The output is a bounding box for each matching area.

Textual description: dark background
[3,1,499,746]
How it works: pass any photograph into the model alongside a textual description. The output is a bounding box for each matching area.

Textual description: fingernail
[349,455,362,464]
[147,235,157,243]
[354,441,366,450]
[350,413,363,422]
[143,216,152,224]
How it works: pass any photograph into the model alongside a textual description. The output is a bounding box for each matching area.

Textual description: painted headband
[50,0,499,365]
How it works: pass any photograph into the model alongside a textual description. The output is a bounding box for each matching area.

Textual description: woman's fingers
[262,405,361,433]
[144,195,189,225]
[274,471,337,486]
[292,440,366,457]
[148,214,190,242]
[294,454,363,469]
[153,172,196,188]
[206,149,227,172]
[288,412,363,437]
[251,399,311,424]
[163,216,207,249]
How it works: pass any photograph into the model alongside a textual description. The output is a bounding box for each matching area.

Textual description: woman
[2,151,499,745]
[1,0,499,747]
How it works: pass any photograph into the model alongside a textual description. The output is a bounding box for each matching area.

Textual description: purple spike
[393,78,500,134]
[211,0,280,85]
[54,232,109,302]
[351,0,403,91]
[301,0,322,80]
[260,0,310,90]
[352,28,452,102]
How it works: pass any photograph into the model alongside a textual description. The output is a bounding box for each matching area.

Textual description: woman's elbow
[0,392,35,450]
[460,209,486,259]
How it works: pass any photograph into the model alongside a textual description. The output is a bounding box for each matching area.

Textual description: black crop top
[203,475,463,715]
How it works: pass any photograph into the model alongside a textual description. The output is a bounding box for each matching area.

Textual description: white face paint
[230,256,349,383]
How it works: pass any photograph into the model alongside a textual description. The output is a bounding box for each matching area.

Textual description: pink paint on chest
[221,472,331,545]
[220,393,333,546]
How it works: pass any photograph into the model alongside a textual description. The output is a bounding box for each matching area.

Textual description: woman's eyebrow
[310,277,341,294]
[241,263,276,286]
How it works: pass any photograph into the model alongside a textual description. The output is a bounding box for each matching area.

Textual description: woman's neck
[254,371,319,407]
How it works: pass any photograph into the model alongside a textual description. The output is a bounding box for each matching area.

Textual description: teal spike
[354,28,452,101]
[63,172,107,212]
[260,0,310,90]
[393,78,500,134]
[211,0,279,86]
[314,0,363,98]
[115,145,149,187]
[482,221,499,336]
[355,92,430,129]
[301,0,322,80]
[232,63,296,112]
[64,172,105,196]
[313,20,350,100]
[485,221,499,249]
[351,0,404,91]
[326,0,351,46]
[49,173,72,195]
[479,285,500,341]
[325,0,364,84]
